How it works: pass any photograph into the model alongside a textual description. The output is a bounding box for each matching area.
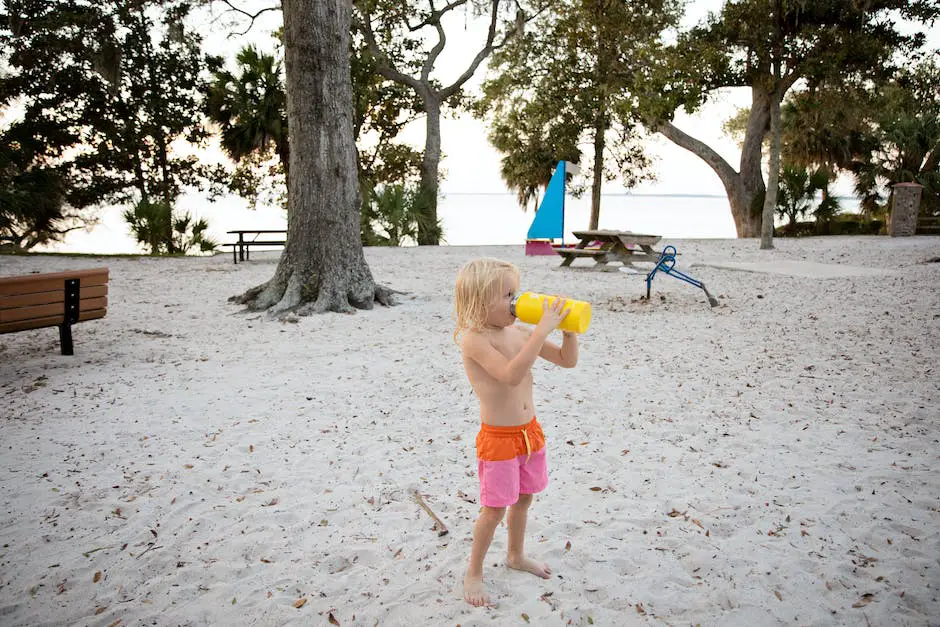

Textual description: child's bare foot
[463,571,490,606]
[507,555,552,579]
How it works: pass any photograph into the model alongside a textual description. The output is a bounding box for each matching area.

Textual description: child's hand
[536,296,571,334]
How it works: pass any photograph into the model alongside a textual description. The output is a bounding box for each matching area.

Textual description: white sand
[1,236,938,626]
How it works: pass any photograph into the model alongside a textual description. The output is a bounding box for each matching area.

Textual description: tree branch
[439,0,502,100]
[353,10,426,93]
[407,0,468,32]
[422,11,449,82]
[655,120,740,195]
[217,1,281,37]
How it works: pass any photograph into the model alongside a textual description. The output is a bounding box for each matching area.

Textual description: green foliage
[0,121,90,249]
[0,0,220,250]
[123,199,216,255]
[350,30,424,198]
[478,0,681,211]
[775,166,838,226]
[860,56,940,215]
[354,0,521,243]
[654,0,937,119]
[360,183,442,246]
[205,44,289,209]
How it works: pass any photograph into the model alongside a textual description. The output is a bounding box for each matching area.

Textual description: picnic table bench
[0,267,109,355]
[555,229,663,270]
[224,229,287,264]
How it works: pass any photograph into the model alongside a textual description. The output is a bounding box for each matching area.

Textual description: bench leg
[59,323,74,356]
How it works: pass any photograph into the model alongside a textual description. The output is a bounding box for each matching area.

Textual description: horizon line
[439,192,862,200]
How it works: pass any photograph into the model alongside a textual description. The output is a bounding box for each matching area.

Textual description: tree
[205,34,428,244]
[353,0,520,244]
[105,2,219,213]
[1,1,221,251]
[479,0,681,227]
[0,114,89,250]
[644,0,939,238]
[856,57,940,216]
[775,165,833,229]
[206,45,290,209]
[0,0,119,249]
[362,182,437,246]
[232,0,393,314]
[124,199,217,254]
[350,29,428,244]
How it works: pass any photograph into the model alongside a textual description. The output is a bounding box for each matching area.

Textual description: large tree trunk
[655,85,771,237]
[232,0,394,315]
[760,75,782,249]
[590,113,605,230]
[418,95,442,245]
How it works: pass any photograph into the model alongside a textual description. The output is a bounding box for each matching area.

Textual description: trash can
[889,182,923,237]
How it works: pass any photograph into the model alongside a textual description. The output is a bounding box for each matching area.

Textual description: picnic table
[555,229,663,270]
[225,229,287,264]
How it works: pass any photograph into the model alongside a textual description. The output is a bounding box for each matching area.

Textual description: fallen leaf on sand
[94,607,106,615]
[522,613,529,623]
[93,571,102,583]
[328,611,340,624]
[293,598,307,608]
[635,603,646,615]
[565,541,571,551]
[184,464,193,469]
[852,593,874,608]
[774,590,783,601]
[589,487,602,492]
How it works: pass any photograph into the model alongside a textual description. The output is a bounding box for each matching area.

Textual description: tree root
[230,270,406,318]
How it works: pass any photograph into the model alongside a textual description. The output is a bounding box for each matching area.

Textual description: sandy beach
[1,236,938,626]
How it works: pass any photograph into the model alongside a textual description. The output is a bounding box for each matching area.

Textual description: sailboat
[525,160,580,256]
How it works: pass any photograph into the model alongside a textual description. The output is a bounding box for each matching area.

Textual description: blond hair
[454,258,519,343]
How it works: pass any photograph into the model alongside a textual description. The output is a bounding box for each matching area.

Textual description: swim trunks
[475,417,548,507]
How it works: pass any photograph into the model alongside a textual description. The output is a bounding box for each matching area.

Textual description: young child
[454,258,579,607]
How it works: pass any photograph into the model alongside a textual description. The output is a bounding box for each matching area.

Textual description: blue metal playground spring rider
[645,245,719,307]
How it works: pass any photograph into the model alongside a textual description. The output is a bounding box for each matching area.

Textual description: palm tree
[776,165,836,230]
[206,46,290,179]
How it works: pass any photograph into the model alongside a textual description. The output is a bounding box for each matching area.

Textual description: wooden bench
[916,215,940,235]
[554,247,609,257]
[0,268,109,355]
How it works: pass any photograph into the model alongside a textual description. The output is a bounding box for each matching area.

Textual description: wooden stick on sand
[413,490,448,536]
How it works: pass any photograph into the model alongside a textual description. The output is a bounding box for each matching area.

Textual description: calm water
[39,192,860,254]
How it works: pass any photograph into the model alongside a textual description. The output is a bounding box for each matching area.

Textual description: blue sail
[526,161,566,240]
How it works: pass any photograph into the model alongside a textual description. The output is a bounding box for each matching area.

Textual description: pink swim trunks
[475,417,548,507]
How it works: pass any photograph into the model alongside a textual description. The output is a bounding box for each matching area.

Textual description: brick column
[889,182,923,237]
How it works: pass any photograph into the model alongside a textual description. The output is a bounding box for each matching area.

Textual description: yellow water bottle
[511,292,592,334]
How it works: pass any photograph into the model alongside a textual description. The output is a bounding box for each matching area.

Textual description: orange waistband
[476,417,544,462]
[479,416,539,435]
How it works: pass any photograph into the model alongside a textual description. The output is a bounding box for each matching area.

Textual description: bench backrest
[0,267,109,334]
